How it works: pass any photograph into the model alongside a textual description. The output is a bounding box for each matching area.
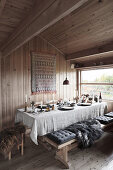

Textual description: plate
[58,106,74,111]
[77,103,91,106]
[37,105,47,109]
[70,103,75,107]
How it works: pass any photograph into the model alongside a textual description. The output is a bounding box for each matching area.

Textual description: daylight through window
[81,68,113,100]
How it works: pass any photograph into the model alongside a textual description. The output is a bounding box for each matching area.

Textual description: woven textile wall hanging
[31,52,56,94]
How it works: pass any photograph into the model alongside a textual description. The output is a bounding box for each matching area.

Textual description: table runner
[15,102,107,145]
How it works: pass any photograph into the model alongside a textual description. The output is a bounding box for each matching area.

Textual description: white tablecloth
[15,102,107,145]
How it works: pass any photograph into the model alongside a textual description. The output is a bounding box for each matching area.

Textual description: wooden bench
[96,115,113,133]
[38,129,78,169]
[38,119,105,169]
[44,137,78,169]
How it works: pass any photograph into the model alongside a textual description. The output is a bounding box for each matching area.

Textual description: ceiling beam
[66,41,113,61]
[1,0,90,57]
[72,56,113,69]
[0,0,6,17]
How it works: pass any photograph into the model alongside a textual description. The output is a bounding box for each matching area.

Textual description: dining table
[15,102,107,145]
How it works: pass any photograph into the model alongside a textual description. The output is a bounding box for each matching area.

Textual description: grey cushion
[47,130,76,144]
[96,116,113,124]
[105,112,113,118]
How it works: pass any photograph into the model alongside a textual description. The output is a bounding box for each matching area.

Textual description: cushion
[96,116,113,124]
[105,112,113,118]
[47,130,76,144]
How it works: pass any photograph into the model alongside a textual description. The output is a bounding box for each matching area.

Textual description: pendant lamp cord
[66,60,67,78]
[65,32,68,78]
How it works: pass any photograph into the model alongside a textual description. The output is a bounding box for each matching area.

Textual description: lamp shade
[63,77,69,85]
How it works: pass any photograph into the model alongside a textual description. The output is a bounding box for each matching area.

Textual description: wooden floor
[1,133,113,170]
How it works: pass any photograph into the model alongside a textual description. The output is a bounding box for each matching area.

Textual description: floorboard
[0,133,113,170]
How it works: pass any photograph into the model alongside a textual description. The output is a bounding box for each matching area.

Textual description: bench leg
[21,133,24,156]
[17,145,20,150]
[8,133,24,161]
[8,152,11,160]
[55,146,70,169]
[17,133,24,156]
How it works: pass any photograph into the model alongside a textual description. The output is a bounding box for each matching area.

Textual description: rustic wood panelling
[1,0,89,57]
[40,0,113,55]
[0,0,35,47]
[1,36,76,129]
[0,0,7,17]
[107,101,113,113]
[0,53,2,130]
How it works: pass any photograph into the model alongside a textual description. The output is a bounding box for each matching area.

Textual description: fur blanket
[66,119,103,149]
[0,124,25,157]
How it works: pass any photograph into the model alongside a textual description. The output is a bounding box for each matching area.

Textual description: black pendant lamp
[63,60,69,85]
[63,77,69,85]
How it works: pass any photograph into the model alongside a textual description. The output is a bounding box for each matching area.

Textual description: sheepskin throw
[0,124,25,157]
[66,119,103,149]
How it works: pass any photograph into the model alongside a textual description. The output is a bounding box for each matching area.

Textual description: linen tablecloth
[15,102,107,145]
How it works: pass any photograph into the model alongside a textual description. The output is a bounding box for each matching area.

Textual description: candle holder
[31,101,35,109]
[39,107,44,112]
[46,104,50,112]
[25,102,28,112]
[52,104,54,110]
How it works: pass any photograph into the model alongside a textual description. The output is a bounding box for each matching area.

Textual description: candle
[25,94,27,103]
[92,92,94,102]
[41,101,42,108]
[91,92,94,103]
[76,90,78,97]
[53,93,54,102]
[73,89,76,98]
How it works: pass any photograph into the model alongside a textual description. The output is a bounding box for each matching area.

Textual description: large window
[81,68,113,100]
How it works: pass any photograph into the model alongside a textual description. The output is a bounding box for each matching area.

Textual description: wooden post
[76,69,79,97]
[55,146,69,169]
[80,70,81,96]
[8,151,11,160]
[17,145,20,150]
[63,146,68,163]
[21,133,24,156]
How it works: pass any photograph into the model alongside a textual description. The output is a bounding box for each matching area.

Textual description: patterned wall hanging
[31,52,56,94]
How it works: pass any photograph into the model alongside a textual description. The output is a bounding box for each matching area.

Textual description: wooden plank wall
[0,53,2,130]
[1,36,76,129]
[106,101,113,113]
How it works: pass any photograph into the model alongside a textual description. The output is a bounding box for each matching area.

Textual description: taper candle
[25,94,27,102]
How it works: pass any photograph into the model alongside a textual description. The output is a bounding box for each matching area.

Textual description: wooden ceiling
[0,0,113,66]
[0,0,35,47]
[40,0,113,56]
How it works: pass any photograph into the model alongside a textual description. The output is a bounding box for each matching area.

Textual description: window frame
[78,67,113,101]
